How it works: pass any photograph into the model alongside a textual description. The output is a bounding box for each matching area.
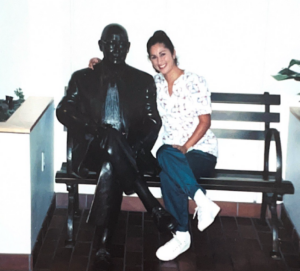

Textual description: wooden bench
[55,92,294,258]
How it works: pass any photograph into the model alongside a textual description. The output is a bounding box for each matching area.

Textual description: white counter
[0,97,54,255]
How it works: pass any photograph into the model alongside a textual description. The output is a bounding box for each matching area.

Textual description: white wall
[1,0,300,200]
[0,0,29,97]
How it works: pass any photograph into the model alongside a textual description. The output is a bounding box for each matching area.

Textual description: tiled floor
[34,208,300,271]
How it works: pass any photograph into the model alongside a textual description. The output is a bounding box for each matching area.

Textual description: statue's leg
[99,128,177,232]
[98,128,138,194]
[134,177,177,232]
[86,161,123,271]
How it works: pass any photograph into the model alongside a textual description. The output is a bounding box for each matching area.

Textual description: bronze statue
[56,24,176,270]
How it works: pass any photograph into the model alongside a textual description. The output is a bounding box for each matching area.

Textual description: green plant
[273,59,300,81]
[14,88,24,101]
[273,59,300,100]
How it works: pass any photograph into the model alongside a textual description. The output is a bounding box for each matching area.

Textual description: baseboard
[0,254,31,271]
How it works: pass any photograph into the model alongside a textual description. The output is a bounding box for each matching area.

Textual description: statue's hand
[88,57,101,70]
[100,123,113,129]
[84,123,99,135]
[84,122,108,135]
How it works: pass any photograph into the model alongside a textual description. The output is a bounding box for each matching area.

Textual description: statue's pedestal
[0,97,54,271]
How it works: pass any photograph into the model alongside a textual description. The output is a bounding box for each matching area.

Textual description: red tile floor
[34,208,300,271]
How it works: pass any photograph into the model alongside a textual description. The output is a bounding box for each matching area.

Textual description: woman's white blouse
[154,71,218,157]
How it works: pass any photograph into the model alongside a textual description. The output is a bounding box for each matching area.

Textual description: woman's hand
[172,114,211,154]
[88,57,101,70]
[172,144,188,154]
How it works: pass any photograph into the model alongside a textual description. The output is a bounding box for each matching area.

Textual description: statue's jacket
[56,61,162,179]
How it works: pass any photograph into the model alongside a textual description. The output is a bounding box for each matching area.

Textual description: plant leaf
[288,59,300,68]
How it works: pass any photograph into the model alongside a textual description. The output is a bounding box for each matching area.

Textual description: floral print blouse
[154,71,218,157]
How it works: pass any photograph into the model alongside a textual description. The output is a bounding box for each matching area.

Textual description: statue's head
[99,24,130,65]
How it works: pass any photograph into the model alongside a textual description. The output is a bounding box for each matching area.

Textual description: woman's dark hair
[147,30,178,66]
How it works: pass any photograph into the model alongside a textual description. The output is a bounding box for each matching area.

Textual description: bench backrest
[210,92,280,140]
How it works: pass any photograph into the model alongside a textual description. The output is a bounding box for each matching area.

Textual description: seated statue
[56,23,177,270]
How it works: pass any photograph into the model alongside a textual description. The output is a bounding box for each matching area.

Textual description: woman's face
[149,43,176,76]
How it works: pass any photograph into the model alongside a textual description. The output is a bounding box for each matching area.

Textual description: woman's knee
[156,144,185,164]
[156,144,173,164]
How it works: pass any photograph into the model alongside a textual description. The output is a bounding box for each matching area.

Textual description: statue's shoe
[93,248,112,271]
[151,206,178,232]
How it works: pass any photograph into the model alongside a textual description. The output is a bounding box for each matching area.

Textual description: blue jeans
[156,144,217,232]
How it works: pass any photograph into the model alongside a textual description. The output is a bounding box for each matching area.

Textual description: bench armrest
[263,128,282,184]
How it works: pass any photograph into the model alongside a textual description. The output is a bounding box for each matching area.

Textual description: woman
[88,30,220,261]
[146,30,220,261]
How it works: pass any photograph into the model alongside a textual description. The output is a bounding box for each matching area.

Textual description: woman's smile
[159,63,167,70]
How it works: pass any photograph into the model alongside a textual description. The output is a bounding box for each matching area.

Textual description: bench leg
[257,192,269,232]
[260,193,282,259]
[65,184,76,247]
[74,184,81,217]
[260,193,268,225]
[269,194,281,259]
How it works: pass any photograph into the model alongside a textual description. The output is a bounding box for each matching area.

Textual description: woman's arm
[172,114,211,154]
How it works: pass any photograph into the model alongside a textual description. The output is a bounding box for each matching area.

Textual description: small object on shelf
[0,88,25,122]
[5,95,14,110]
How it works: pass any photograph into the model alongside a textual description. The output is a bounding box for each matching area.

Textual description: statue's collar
[98,60,127,84]
[101,59,127,72]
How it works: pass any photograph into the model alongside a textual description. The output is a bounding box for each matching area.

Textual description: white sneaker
[156,231,191,261]
[193,190,220,231]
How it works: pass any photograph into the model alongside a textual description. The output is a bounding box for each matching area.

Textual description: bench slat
[211,129,266,140]
[145,178,294,194]
[212,111,280,123]
[56,171,97,185]
[211,93,280,105]
[55,168,294,195]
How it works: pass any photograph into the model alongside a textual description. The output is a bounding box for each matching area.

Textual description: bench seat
[56,164,294,194]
